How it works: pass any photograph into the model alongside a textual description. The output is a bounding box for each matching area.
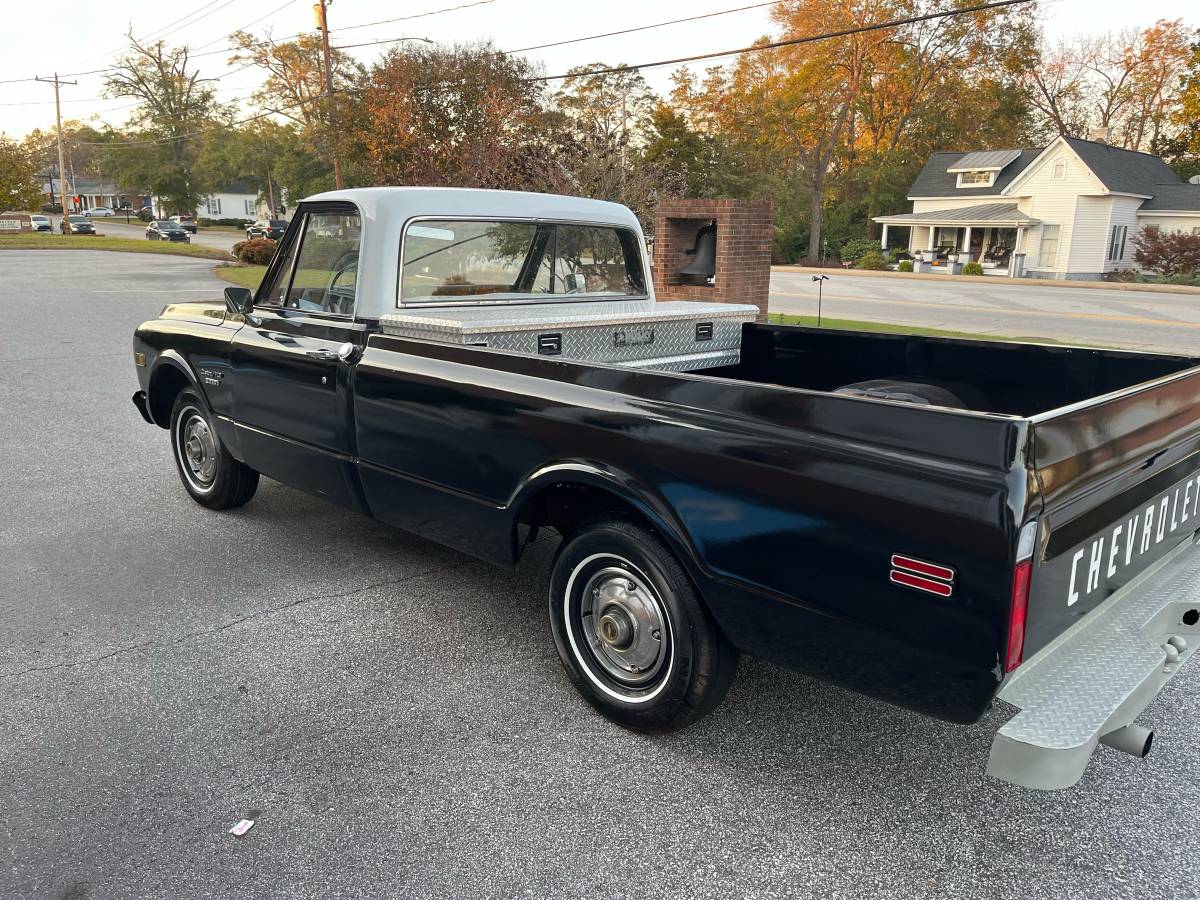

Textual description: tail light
[1005,521,1039,673]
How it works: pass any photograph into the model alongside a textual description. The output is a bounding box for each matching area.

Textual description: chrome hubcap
[179,413,216,485]
[580,567,667,686]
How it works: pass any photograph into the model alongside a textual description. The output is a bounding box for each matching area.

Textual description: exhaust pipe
[1099,724,1154,758]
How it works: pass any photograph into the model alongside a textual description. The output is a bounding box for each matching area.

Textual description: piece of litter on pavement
[229,819,255,837]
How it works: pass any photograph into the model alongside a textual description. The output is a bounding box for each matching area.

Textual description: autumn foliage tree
[1133,225,1200,277]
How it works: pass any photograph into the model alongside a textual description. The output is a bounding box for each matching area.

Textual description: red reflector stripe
[891,555,955,582]
[1005,559,1033,673]
[889,570,953,597]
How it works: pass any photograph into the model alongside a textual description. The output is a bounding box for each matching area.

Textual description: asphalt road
[3,250,1199,898]
[54,215,244,252]
[770,270,1200,354]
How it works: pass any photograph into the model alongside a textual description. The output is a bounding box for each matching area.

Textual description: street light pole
[315,0,343,190]
[35,73,77,234]
[811,274,830,327]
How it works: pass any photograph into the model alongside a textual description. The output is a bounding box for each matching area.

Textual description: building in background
[875,136,1200,280]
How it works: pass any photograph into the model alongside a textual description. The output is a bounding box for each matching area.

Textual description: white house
[874,137,1200,279]
[152,180,267,221]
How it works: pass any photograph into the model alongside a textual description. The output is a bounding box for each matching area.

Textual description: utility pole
[315,0,343,189]
[35,73,77,233]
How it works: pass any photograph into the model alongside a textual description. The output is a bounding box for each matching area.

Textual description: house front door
[970,229,985,258]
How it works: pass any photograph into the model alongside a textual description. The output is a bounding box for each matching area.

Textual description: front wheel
[549,517,738,733]
[169,390,258,510]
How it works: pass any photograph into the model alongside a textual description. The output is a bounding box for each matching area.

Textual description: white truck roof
[301,187,649,320]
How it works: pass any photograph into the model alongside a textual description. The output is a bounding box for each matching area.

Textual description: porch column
[880,223,889,251]
[962,226,972,261]
[927,226,936,251]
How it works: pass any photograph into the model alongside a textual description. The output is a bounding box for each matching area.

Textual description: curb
[772,266,1200,295]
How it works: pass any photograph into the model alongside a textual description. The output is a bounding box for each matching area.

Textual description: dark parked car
[245,219,288,240]
[170,215,197,234]
[146,220,191,243]
[61,215,95,234]
[131,188,1200,792]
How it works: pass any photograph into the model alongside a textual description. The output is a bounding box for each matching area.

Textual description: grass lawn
[214,264,266,289]
[766,312,1060,344]
[0,232,233,261]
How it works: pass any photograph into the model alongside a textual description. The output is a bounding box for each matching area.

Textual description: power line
[523,0,1034,82]
[191,0,306,53]
[504,2,776,55]
[331,0,495,34]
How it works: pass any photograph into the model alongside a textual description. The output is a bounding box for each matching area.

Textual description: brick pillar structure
[651,199,773,320]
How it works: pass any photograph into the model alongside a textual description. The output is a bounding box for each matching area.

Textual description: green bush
[962,261,985,276]
[233,238,277,265]
[856,250,887,270]
[199,217,253,227]
[840,237,881,265]
[897,260,913,272]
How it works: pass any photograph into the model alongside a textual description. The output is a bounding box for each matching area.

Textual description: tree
[0,137,44,211]
[352,43,551,190]
[1133,225,1200,276]
[228,31,361,185]
[1160,39,1200,178]
[101,37,232,213]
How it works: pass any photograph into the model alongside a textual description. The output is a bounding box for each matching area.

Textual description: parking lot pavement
[771,270,1200,354]
[3,249,1199,898]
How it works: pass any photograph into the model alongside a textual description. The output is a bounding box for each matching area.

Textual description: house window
[206,196,222,215]
[957,171,993,187]
[1107,225,1128,261]
[1052,159,1066,180]
[244,199,255,215]
[1040,225,1061,267]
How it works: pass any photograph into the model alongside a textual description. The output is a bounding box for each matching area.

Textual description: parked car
[245,219,288,240]
[145,220,191,243]
[61,215,95,234]
[170,214,197,234]
[131,187,1200,792]
[84,207,115,217]
[30,215,52,232]
[137,207,155,222]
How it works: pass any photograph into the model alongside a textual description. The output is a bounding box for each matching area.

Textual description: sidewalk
[772,265,1200,295]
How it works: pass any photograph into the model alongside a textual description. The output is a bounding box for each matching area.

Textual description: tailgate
[1025,365,1200,658]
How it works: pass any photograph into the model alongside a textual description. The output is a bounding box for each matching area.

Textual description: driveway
[771,270,1200,354]
[3,250,1199,898]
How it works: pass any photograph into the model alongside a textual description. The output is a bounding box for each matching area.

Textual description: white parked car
[83,207,115,217]
[30,215,52,232]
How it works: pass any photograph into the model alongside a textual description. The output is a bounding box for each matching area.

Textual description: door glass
[283,213,362,315]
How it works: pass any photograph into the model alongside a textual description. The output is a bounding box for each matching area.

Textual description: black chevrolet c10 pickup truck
[132,188,1200,789]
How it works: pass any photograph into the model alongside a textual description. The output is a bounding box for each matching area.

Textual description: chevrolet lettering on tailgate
[1067,472,1200,607]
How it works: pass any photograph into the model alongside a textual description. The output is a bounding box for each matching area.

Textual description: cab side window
[258,224,301,308]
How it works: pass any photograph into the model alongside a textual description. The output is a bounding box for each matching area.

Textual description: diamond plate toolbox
[379,300,758,372]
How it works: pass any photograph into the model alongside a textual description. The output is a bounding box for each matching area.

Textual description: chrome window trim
[396,214,649,309]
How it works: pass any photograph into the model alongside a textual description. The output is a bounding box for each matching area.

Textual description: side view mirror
[224,286,254,317]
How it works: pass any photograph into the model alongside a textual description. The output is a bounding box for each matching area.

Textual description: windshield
[68,216,89,223]
[157,222,183,231]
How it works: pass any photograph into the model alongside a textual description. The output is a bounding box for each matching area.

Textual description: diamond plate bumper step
[988,539,1200,789]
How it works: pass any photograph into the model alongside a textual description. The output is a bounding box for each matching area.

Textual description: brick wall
[651,199,773,319]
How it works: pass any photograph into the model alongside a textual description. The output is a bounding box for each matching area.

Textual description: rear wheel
[169,389,258,510]
[549,517,738,732]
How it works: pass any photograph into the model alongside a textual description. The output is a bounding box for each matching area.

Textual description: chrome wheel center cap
[597,606,635,650]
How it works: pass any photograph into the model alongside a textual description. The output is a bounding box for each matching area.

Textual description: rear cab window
[399,219,646,305]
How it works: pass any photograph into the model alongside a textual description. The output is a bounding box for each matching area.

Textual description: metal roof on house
[946,149,1022,172]
[874,202,1040,226]
[908,149,1043,198]
[1062,138,1180,196]
[1139,183,1200,212]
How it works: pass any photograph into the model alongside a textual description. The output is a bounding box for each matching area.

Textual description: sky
[1,0,1197,140]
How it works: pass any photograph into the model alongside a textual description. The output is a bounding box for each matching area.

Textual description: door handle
[305,348,339,361]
